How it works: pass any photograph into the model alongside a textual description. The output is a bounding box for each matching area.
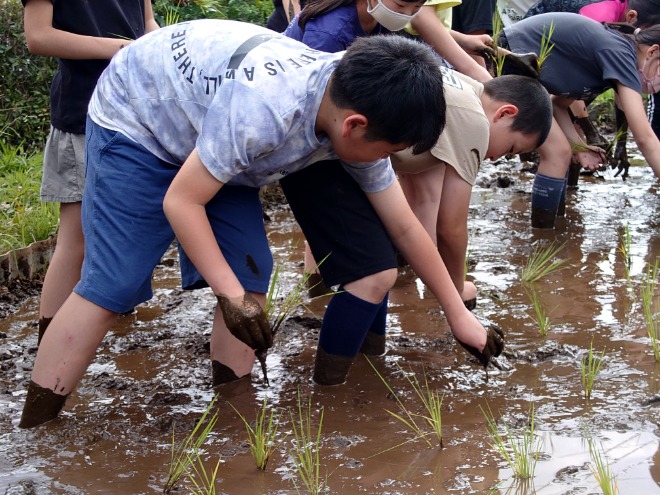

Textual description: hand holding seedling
[456,322,504,369]
[573,144,608,171]
[216,293,272,351]
[610,141,630,179]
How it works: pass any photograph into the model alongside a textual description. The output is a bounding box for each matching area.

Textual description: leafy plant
[580,339,604,400]
[641,260,660,361]
[521,241,567,284]
[164,394,220,494]
[289,391,326,494]
[185,455,222,495]
[481,403,542,480]
[367,358,444,449]
[230,398,281,470]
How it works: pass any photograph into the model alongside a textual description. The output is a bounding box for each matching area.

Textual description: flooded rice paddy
[2,149,660,494]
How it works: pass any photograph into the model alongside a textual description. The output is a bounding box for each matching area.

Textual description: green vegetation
[0,144,58,254]
[641,260,660,360]
[525,285,552,337]
[152,0,274,27]
[367,358,444,449]
[617,224,632,284]
[585,429,619,495]
[580,340,604,401]
[482,403,542,480]
[537,21,556,70]
[231,398,281,471]
[164,395,220,494]
[521,241,567,284]
[289,391,326,494]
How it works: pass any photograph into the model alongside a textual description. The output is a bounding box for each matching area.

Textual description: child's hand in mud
[216,293,272,351]
[574,145,607,171]
[461,281,478,311]
[452,314,504,369]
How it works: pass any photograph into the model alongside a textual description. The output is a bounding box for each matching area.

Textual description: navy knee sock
[532,173,566,213]
[318,288,383,357]
[367,292,388,337]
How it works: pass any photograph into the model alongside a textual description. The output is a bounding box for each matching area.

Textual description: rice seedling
[525,285,552,337]
[185,455,222,495]
[585,428,619,495]
[230,398,281,470]
[366,357,444,449]
[259,254,334,385]
[521,241,567,284]
[164,394,220,494]
[289,391,326,494]
[464,245,473,280]
[481,403,542,480]
[490,11,506,77]
[617,224,632,284]
[537,21,555,70]
[580,339,605,400]
[640,259,660,360]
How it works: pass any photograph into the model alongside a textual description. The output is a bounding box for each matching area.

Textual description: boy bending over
[393,70,553,304]
[20,20,495,427]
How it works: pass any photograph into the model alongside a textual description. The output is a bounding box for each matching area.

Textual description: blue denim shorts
[75,119,272,313]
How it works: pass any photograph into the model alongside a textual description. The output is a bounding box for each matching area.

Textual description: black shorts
[280,160,397,287]
[452,0,496,34]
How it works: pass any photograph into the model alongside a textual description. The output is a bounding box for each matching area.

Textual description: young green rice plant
[490,11,506,77]
[259,254,333,385]
[521,241,567,284]
[580,339,605,400]
[230,398,281,470]
[164,394,220,494]
[289,391,326,494]
[617,224,632,284]
[481,403,542,480]
[184,455,221,495]
[366,357,444,449]
[641,259,660,361]
[537,21,555,70]
[585,428,619,495]
[525,285,552,337]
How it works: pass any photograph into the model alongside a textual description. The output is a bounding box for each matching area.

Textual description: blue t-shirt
[503,12,641,100]
[88,20,394,192]
[284,3,388,53]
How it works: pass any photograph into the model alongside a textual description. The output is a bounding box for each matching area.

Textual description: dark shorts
[76,119,272,313]
[280,160,397,287]
[452,0,496,34]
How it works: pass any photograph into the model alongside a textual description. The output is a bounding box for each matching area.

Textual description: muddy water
[2,152,660,494]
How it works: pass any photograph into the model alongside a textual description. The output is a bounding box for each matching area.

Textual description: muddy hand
[457,323,504,369]
[610,141,630,180]
[216,293,272,351]
[461,281,477,311]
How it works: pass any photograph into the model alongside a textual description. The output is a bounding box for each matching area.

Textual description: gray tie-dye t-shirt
[88,19,394,192]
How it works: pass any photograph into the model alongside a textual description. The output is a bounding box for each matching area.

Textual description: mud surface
[2,149,660,494]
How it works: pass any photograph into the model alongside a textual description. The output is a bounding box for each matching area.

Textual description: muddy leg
[19,381,68,428]
[531,173,566,229]
[210,296,261,385]
[313,347,355,386]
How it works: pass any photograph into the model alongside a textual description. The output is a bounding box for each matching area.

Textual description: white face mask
[638,54,660,94]
[367,0,417,32]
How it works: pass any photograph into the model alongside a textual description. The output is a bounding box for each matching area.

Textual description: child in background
[22,0,159,343]
[393,70,553,308]
[282,0,504,385]
[499,13,660,228]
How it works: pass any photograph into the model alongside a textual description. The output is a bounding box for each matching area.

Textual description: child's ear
[625,9,638,26]
[493,104,519,123]
[341,114,368,138]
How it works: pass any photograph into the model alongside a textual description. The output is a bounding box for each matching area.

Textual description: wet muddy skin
[2,148,660,494]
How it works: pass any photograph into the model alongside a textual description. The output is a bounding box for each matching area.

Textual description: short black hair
[483,75,553,148]
[330,35,446,154]
[628,0,660,27]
